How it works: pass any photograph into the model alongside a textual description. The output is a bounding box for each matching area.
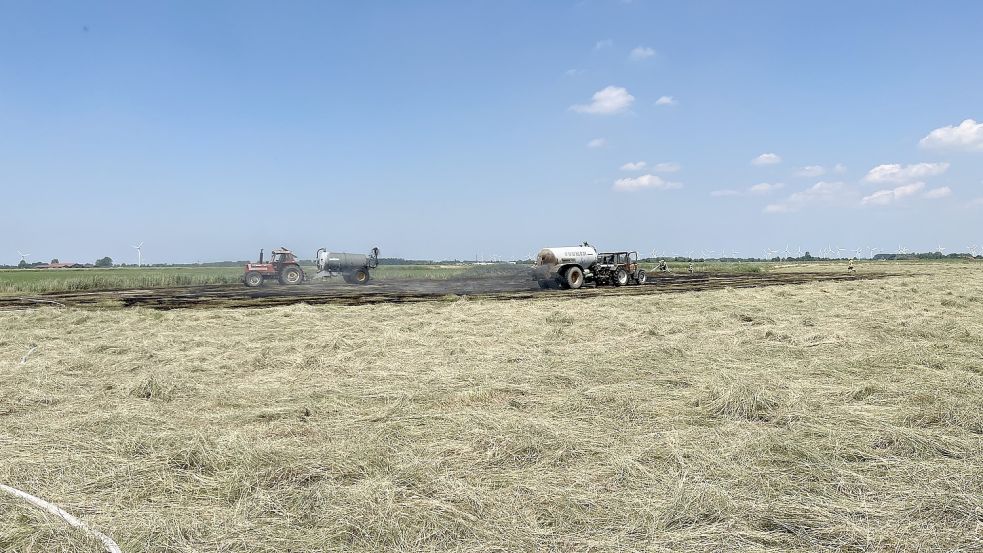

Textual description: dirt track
[0,269,886,310]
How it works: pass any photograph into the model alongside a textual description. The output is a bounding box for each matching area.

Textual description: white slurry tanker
[533,243,646,289]
[314,247,380,284]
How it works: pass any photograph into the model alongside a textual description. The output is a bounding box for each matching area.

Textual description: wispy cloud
[919,119,983,151]
[587,137,607,149]
[795,165,826,177]
[748,182,785,194]
[751,153,782,166]
[764,181,847,213]
[564,68,582,77]
[628,46,656,61]
[570,86,635,115]
[613,174,682,192]
[620,161,646,171]
[712,182,784,197]
[923,186,952,199]
[653,162,680,173]
[861,182,925,206]
[594,39,614,51]
[655,96,677,106]
[863,162,949,184]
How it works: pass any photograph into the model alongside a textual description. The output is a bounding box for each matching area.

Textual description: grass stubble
[0,262,980,551]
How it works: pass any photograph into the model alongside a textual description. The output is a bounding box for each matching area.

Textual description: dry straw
[0,261,980,551]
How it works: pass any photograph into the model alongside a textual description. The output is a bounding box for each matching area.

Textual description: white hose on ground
[0,483,122,553]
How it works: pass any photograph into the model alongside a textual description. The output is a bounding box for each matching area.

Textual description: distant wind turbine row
[12,242,145,266]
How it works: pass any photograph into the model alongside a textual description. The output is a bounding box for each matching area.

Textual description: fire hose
[0,483,122,553]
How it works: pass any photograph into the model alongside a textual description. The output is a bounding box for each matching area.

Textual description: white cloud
[571,86,635,115]
[653,162,681,173]
[620,161,647,171]
[594,39,614,50]
[833,163,847,174]
[587,138,607,149]
[564,68,582,77]
[748,182,785,194]
[796,165,826,177]
[713,182,784,198]
[863,162,949,184]
[923,186,952,199]
[613,174,682,192]
[764,181,847,213]
[968,197,983,208]
[861,182,925,206]
[919,119,983,152]
[655,96,677,106]
[751,153,782,166]
[629,46,656,61]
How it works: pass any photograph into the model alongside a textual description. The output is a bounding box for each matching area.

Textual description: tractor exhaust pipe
[258,249,264,263]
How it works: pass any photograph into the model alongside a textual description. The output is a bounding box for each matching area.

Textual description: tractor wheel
[635,269,647,285]
[352,269,370,284]
[279,266,303,285]
[563,266,584,290]
[244,271,263,287]
[613,268,629,287]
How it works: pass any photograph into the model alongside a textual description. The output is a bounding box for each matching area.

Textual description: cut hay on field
[0,262,980,551]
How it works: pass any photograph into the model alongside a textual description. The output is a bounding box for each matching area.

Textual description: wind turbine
[17,250,31,263]
[936,244,946,256]
[132,242,144,267]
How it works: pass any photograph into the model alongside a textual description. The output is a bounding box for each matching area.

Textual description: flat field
[0,265,489,295]
[0,262,766,296]
[0,262,980,551]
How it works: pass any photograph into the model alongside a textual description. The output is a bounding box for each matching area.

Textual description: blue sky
[2,1,982,264]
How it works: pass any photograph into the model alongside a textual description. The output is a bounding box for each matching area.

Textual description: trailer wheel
[635,269,647,285]
[537,280,551,289]
[280,266,303,285]
[563,266,584,290]
[244,271,263,287]
[613,268,629,286]
[353,268,370,284]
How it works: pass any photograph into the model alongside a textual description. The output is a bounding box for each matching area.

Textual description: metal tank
[532,244,598,289]
[314,247,380,285]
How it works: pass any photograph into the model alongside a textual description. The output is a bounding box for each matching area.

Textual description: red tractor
[243,247,305,287]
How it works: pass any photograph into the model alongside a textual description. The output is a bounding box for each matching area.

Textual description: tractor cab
[270,248,297,266]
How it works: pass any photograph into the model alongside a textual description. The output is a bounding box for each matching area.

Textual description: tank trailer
[314,246,380,284]
[243,246,379,287]
[533,244,647,290]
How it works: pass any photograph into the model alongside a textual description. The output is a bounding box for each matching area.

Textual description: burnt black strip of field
[0,267,888,311]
